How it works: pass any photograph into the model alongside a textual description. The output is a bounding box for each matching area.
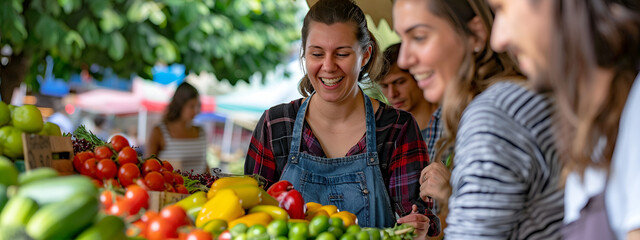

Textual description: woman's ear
[467,16,488,52]
[360,44,373,68]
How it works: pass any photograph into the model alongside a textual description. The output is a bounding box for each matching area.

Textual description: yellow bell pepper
[331,211,357,227]
[207,176,258,199]
[196,189,245,227]
[248,205,289,221]
[228,212,272,228]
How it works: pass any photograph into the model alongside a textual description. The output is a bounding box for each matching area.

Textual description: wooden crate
[148,191,190,212]
[21,133,75,175]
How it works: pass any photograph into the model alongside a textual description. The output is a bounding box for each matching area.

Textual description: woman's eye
[311,53,323,57]
[412,35,427,42]
[337,53,350,57]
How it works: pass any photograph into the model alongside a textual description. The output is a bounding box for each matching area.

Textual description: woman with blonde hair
[394,0,564,238]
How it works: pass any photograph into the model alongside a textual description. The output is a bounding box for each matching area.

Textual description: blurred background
[0,0,399,174]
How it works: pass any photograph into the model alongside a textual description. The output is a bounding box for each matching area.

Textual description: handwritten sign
[22,134,75,174]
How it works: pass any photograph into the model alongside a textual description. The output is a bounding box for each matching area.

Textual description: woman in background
[146,82,208,174]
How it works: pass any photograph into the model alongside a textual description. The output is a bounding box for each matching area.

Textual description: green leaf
[58,0,73,14]
[78,18,100,45]
[99,9,124,33]
[148,3,166,26]
[64,30,85,49]
[154,37,177,63]
[107,31,127,61]
[126,0,147,23]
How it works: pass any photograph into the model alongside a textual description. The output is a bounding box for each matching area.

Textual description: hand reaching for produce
[419,161,451,208]
[396,205,430,240]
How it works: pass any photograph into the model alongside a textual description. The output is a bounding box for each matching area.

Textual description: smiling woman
[245,0,438,236]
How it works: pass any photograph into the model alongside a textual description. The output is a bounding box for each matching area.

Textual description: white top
[564,74,640,239]
[157,123,208,174]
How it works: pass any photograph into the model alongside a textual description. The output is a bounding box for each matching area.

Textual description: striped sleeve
[445,82,563,240]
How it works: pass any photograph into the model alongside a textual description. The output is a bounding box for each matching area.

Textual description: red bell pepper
[276,189,306,219]
[267,180,306,219]
[266,180,293,198]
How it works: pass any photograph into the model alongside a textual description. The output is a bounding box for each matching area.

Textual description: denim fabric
[280,92,396,227]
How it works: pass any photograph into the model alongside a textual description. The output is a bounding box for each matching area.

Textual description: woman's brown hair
[545,0,640,179]
[430,0,524,163]
[164,82,200,123]
[298,0,383,97]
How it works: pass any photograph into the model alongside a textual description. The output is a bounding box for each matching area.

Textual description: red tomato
[100,190,115,210]
[109,199,132,217]
[162,160,174,172]
[160,205,188,229]
[145,171,165,191]
[96,159,117,179]
[110,135,130,152]
[175,184,188,194]
[81,158,98,177]
[166,184,176,193]
[162,171,175,185]
[127,220,147,237]
[117,147,139,165]
[118,163,141,187]
[94,146,114,160]
[73,151,95,172]
[141,211,159,223]
[174,173,184,185]
[125,185,149,214]
[186,229,212,240]
[147,217,179,240]
[142,159,162,175]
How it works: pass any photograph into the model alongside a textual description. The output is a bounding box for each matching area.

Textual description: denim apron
[279,92,396,228]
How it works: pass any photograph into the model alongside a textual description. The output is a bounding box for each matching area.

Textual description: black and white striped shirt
[445,82,564,240]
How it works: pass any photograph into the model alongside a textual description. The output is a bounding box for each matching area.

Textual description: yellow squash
[207,176,259,199]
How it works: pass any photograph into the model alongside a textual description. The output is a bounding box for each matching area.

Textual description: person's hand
[396,205,430,240]
[420,161,452,206]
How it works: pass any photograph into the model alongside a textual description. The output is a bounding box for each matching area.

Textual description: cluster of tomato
[73,135,188,194]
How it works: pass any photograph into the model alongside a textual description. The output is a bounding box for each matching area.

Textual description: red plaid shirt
[244,98,440,236]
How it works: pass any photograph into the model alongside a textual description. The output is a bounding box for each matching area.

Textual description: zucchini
[16,175,97,206]
[0,196,39,227]
[76,215,126,240]
[26,194,98,240]
[18,168,58,186]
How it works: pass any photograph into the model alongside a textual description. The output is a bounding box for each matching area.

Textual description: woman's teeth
[321,77,343,86]
[413,72,434,81]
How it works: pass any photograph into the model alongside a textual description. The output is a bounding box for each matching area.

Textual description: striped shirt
[157,123,208,174]
[244,98,441,236]
[446,82,564,240]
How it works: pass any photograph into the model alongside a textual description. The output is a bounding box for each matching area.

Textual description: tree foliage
[0,0,301,102]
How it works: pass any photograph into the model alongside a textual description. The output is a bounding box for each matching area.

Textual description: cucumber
[0,184,7,214]
[76,215,126,240]
[0,225,32,240]
[0,196,39,227]
[16,175,97,206]
[18,168,58,186]
[26,194,98,240]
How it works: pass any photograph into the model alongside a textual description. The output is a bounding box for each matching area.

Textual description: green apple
[11,105,43,133]
[0,155,18,186]
[2,126,24,159]
[38,122,62,136]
